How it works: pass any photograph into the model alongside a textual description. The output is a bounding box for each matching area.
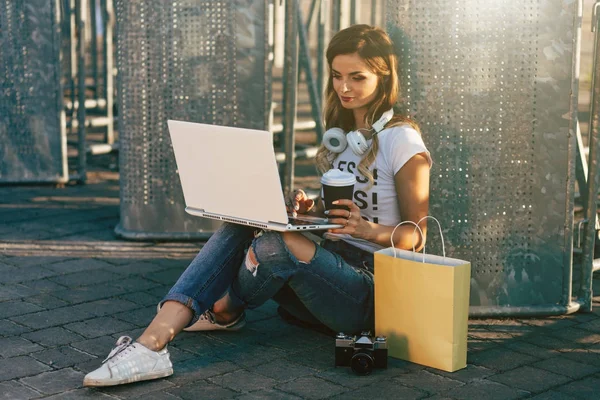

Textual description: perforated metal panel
[0,1,67,183]
[387,1,579,315]
[115,0,270,239]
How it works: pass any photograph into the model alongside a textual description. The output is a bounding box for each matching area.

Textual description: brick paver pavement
[1,172,600,399]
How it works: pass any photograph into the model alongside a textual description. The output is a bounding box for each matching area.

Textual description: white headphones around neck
[323,108,394,156]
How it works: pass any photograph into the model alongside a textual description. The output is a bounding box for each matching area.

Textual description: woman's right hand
[285,189,315,217]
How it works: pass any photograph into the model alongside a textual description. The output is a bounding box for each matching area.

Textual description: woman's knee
[246,231,316,272]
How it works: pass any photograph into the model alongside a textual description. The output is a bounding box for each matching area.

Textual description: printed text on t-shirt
[335,161,379,224]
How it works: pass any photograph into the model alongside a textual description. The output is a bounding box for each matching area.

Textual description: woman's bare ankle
[136,334,166,352]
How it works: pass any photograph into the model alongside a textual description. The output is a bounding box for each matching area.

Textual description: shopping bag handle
[390,216,446,262]
[390,221,424,259]
[415,216,446,260]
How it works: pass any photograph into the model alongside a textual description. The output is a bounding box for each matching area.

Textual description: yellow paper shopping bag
[374,217,471,372]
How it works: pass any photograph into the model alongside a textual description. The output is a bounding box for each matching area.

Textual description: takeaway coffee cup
[320,169,356,211]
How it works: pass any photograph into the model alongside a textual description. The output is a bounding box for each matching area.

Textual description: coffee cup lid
[320,169,356,186]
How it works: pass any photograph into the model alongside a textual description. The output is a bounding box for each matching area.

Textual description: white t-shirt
[323,124,432,253]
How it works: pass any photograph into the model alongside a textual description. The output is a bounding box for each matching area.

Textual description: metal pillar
[297,1,324,142]
[581,0,600,312]
[76,0,87,182]
[281,0,299,194]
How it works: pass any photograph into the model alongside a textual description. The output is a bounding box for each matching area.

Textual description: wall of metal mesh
[0,1,67,183]
[115,0,270,239]
[387,0,578,314]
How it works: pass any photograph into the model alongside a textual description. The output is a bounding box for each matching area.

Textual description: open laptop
[167,120,343,232]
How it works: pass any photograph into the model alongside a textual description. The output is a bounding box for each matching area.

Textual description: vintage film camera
[335,331,388,375]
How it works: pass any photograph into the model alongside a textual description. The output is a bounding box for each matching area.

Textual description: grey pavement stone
[145,286,173,299]
[160,345,197,364]
[65,317,136,339]
[468,346,539,371]
[102,261,167,276]
[20,368,85,395]
[142,269,187,286]
[41,388,118,399]
[110,276,162,293]
[206,327,275,349]
[43,259,115,274]
[71,335,122,358]
[0,380,42,400]
[23,293,69,309]
[467,338,502,353]
[118,291,160,307]
[3,256,72,268]
[520,318,579,331]
[217,344,289,369]
[171,334,236,358]
[21,278,69,292]
[560,346,600,367]
[208,370,278,393]
[276,376,347,400]
[546,326,600,347]
[443,379,530,400]
[0,283,39,301]
[67,298,139,319]
[167,380,238,400]
[503,340,561,359]
[0,300,44,318]
[329,380,427,400]
[8,229,59,241]
[50,283,129,304]
[392,369,464,395]
[426,364,495,383]
[316,365,406,390]
[0,265,60,284]
[112,305,155,327]
[145,257,195,269]
[529,390,580,399]
[166,356,239,386]
[253,359,317,382]
[533,356,600,379]
[0,337,44,357]
[0,356,52,381]
[49,270,124,288]
[262,329,331,351]
[246,316,298,336]
[236,389,303,399]
[576,318,600,333]
[0,319,31,336]
[97,378,175,399]
[111,327,145,342]
[284,345,335,371]
[468,329,515,342]
[117,391,181,400]
[9,306,92,329]
[31,345,98,369]
[95,257,141,266]
[488,366,571,393]
[555,376,600,398]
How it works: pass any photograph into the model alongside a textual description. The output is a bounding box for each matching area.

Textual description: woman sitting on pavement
[84,24,432,387]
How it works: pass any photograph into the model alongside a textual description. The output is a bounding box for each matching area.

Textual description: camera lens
[350,351,374,375]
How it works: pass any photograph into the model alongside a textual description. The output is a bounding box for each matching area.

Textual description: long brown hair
[315,24,420,187]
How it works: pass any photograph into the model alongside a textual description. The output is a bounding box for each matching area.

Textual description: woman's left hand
[325,199,369,238]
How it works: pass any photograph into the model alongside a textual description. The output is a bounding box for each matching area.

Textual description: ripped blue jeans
[162,222,374,334]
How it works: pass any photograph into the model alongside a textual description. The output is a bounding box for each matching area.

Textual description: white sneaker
[83,336,173,387]
[156,303,246,332]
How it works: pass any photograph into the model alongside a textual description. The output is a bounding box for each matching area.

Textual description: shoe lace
[102,336,134,363]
